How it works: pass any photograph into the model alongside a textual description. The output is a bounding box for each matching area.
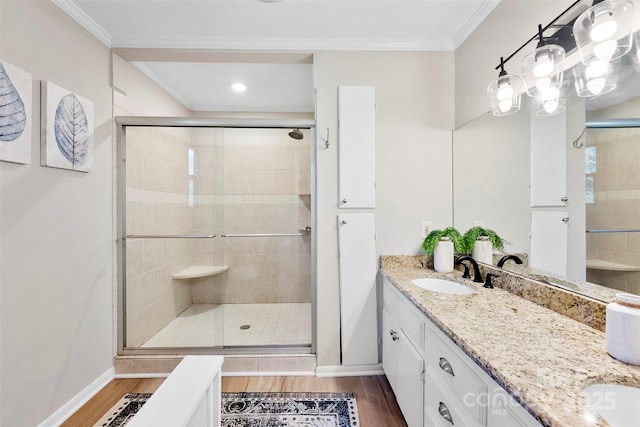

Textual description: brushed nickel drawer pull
[439,402,454,424]
[439,357,455,376]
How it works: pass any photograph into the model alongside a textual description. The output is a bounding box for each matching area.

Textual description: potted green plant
[460,226,506,264]
[421,227,464,255]
[422,227,463,273]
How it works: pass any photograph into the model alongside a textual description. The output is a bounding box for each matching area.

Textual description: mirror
[453,30,640,302]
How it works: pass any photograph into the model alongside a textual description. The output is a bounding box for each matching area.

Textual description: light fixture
[572,57,620,97]
[573,0,635,63]
[487,57,524,116]
[521,25,566,97]
[231,82,247,92]
[488,0,636,118]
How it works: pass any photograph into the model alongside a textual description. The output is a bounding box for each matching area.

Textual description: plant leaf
[461,226,506,254]
[54,93,89,166]
[0,62,26,142]
[422,227,464,255]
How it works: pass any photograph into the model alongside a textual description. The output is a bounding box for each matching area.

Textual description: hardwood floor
[61,378,164,427]
[62,375,407,427]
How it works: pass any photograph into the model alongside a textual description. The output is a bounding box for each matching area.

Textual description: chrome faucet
[497,255,523,268]
[455,256,483,283]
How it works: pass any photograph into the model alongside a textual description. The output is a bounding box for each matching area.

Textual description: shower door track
[126,234,216,239]
[116,117,317,357]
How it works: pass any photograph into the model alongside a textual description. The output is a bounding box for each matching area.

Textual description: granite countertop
[380,256,640,427]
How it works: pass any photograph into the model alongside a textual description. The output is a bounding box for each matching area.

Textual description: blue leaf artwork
[54,93,89,166]
[0,62,26,142]
[41,81,93,172]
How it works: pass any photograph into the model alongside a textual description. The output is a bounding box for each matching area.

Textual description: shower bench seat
[172,265,229,279]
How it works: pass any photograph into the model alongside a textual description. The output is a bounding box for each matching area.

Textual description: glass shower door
[119,121,315,352]
[122,125,225,349]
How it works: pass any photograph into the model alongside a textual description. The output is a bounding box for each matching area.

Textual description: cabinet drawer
[425,328,487,425]
[383,279,425,349]
[424,371,481,427]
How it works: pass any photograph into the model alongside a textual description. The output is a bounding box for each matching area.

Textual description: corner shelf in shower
[172,265,229,280]
[586,259,640,272]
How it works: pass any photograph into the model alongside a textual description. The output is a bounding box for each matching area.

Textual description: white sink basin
[582,384,640,426]
[410,278,476,295]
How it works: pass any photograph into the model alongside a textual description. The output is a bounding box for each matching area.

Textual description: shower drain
[240,324,251,330]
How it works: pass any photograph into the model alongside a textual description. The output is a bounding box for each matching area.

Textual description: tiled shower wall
[123,126,311,347]
[125,126,201,347]
[191,128,312,305]
[586,126,640,295]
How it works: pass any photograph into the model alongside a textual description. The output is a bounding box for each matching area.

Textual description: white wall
[0,2,113,425]
[314,51,454,366]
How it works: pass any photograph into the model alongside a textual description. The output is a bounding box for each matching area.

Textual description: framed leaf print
[41,81,94,172]
[0,60,32,165]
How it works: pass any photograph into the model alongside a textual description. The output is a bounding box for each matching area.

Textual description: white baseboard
[114,373,170,379]
[315,364,384,377]
[222,370,316,377]
[38,367,115,427]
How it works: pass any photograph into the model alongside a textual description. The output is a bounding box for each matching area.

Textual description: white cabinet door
[530,211,568,277]
[383,308,424,427]
[530,110,567,207]
[338,86,375,208]
[383,308,401,391]
[338,213,377,366]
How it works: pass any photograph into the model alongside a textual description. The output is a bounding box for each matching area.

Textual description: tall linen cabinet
[336,86,378,367]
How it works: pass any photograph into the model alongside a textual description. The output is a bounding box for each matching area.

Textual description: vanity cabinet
[382,278,541,427]
[382,308,424,427]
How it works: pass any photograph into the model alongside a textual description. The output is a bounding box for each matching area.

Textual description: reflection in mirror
[453,30,640,302]
[585,125,640,297]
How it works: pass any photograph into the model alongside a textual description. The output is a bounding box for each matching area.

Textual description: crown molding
[51,0,112,47]
[111,36,455,52]
[452,0,501,49]
[52,0,461,52]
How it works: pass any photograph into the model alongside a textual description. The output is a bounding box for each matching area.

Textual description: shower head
[288,129,304,140]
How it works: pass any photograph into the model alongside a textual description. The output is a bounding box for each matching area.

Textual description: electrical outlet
[421,221,432,238]
[474,220,486,228]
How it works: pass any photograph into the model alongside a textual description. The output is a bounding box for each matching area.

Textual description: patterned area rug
[222,392,359,427]
[93,393,152,427]
[94,391,359,427]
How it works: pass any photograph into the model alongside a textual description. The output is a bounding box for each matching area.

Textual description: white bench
[127,355,224,427]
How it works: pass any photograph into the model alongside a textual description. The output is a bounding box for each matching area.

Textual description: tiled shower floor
[141,303,312,348]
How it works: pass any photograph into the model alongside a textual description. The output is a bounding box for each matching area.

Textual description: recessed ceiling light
[231,82,247,92]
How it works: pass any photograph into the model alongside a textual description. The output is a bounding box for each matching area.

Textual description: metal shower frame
[115,116,318,356]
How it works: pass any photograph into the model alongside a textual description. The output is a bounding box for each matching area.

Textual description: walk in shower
[117,118,315,354]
